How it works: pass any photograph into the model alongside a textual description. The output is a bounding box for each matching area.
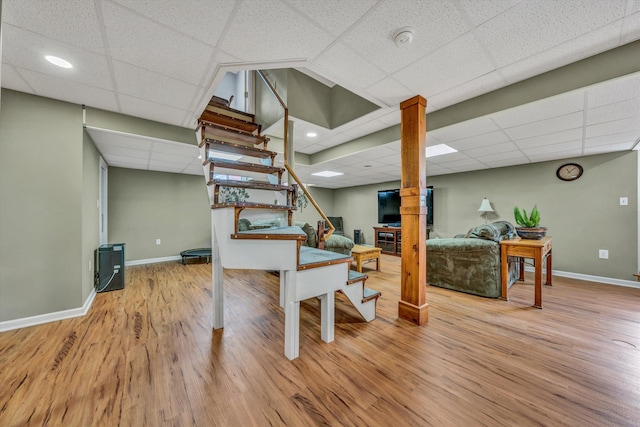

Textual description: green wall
[333,151,638,281]
[293,186,335,227]
[0,90,85,321]
[108,168,210,261]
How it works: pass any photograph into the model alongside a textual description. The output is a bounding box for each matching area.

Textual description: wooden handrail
[256,70,335,241]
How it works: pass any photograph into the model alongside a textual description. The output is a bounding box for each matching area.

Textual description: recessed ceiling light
[312,171,343,178]
[209,151,242,161]
[45,55,73,68]
[306,132,317,137]
[426,144,457,158]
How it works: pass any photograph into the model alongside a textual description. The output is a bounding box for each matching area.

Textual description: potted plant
[513,205,547,239]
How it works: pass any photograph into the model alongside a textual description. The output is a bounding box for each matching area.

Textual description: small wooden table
[351,244,382,273]
[500,237,552,308]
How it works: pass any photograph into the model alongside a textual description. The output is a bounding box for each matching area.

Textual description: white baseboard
[0,288,97,333]
[523,266,640,289]
[125,255,182,266]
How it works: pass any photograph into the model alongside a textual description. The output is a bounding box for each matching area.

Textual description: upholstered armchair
[426,221,520,298]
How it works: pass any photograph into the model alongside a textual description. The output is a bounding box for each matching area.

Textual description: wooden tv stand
[373,226,401,256]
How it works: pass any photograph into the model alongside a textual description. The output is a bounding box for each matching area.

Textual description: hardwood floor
[1,255,639,426]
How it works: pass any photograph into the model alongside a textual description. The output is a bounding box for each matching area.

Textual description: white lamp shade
[478,198,494,212]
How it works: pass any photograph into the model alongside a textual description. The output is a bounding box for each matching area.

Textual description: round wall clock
[556,163,583,181]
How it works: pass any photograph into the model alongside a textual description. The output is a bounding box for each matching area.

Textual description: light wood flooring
[1,255,639,426]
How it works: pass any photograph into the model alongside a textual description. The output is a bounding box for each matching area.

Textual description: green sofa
[295,221,354,255]
[426,221,520,298]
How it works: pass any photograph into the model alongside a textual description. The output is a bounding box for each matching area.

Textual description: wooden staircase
[198,95,380,359]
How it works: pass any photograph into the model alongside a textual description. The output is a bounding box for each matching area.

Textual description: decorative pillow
[490,221,516,240]
[238,218,251,231]
[295,221,317,248]
[465,224,500,241]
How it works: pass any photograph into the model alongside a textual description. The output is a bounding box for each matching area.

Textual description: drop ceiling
[2,0,640,189]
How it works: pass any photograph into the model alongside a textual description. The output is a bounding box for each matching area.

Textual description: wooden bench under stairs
[198,96,380,359]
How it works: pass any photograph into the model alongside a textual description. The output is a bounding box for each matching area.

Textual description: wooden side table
[500,237,552,308]
[351,244,382,273]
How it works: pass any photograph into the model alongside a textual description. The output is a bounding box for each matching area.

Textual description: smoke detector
[393,27,414,47]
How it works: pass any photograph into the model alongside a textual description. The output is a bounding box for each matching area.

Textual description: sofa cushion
[238,218,251,231]
[464,221,515,242]
[323,234,354,255]
[249,218,281,229]
[295,221,317,248]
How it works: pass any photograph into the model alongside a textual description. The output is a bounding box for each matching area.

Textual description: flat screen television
[377,187,433,226]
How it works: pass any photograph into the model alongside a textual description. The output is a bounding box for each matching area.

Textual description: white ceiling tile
[465,142,521,158]
[499,21,622,85]
[287,0,378,36]
[586,98,640,125]
[86,129,153,150]
[478,150,529,163]
[118,95,192,127]
[363,77,417,108]
[620,9,640,44]
[587,73,640,108]
[482,156,530,168]
[521,140,583,156]
[0,64,34,93]
[527,149,583,163]
[314,43,386,90]
[97,146,150,159]
[428,116,499,142]
[113,61,198,110]
[586,117,640,138]
[458,0,523,27]
[110,0,236,46]
[377,110,401,126]
[395,33,495,97]
[478,0,626,67]
[3,0,105,53]
[583,142,635,155]
[513,128,583,149]
[585,131,639,147]
[427,71,505,110]
[104,154,149,165]
[342,0,469,74]
[1,25,113,90]
[18,68,119,112]
[220,0,333,62]
[504,111,584,140]
[492,91,585,128]
[102,1,214,85]
[447,130,511,151]
[153,141,199,156]
[150,152,197,163]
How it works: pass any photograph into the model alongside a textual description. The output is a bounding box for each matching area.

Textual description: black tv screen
[377,187,433,226]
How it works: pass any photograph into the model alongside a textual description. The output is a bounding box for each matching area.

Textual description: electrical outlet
[156,239,161,245]
[598,249,609,259]
[620,197,628,206]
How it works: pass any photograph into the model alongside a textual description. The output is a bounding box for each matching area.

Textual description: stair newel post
[398,95,429,326]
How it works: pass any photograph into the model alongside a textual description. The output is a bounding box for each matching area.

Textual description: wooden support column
[398,95,429,325]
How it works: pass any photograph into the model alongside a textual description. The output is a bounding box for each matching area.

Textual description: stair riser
[212,208,298,270]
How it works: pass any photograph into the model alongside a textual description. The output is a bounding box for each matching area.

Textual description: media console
[373,226,401,256]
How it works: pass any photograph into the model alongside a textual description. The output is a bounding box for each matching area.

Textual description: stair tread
[199,110,260,134]
[199,121,269,146]
[299,246,352,270]
[206,96,255,120]
[211,201,294,210]
[201,139,276,159]
[205,158,284,175]
[208,179,294,192]
[232,225,307,240]
[363,287,381,298]
[347,270,368,284]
